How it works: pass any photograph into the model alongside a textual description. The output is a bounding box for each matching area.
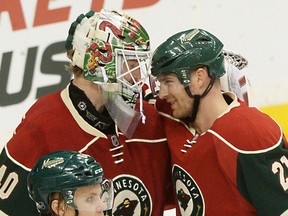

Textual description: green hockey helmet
[27,151,110,214]
[151,28,225,86]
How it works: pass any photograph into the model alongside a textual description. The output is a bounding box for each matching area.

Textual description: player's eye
[86,195,97,203]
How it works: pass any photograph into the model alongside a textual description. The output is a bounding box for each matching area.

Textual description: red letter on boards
[33,0,70,27]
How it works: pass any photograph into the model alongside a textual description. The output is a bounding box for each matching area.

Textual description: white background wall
[0,1,288,215]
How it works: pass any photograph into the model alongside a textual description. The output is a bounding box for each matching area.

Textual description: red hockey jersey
[0,84,172,216]
[156,93,288,216]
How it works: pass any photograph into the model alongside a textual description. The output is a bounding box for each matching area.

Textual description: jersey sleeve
[237,138,288,216]
[0,147,38,216]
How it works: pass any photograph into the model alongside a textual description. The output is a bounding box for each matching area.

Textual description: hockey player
[0,9,172,216]
[27,150,114,216]
[151,28,288,216]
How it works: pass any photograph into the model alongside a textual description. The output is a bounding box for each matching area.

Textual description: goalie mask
[221,50,251,105]
[27,151,113,215]
[65,9,152,138]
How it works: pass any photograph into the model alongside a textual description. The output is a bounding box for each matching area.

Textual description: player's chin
[172,110,185,119]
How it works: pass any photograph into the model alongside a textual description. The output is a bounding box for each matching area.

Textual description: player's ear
[190,67,208,88]
[51,200,66,216]
[196,67,209,83]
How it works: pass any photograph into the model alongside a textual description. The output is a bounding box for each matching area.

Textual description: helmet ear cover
[151,28,225,87]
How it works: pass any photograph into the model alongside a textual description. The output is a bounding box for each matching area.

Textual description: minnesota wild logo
[173,165,205,216]
[110,174,152,216]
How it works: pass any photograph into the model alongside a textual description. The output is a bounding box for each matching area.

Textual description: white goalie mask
[115,49,151,94]
[220,50,253,105]
[65,9,151,137]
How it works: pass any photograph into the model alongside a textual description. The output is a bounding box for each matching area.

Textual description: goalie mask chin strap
[184,76,216,122]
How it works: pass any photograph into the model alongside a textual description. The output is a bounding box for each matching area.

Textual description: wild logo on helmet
[42,158,64,169]
[173,165,205,216]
